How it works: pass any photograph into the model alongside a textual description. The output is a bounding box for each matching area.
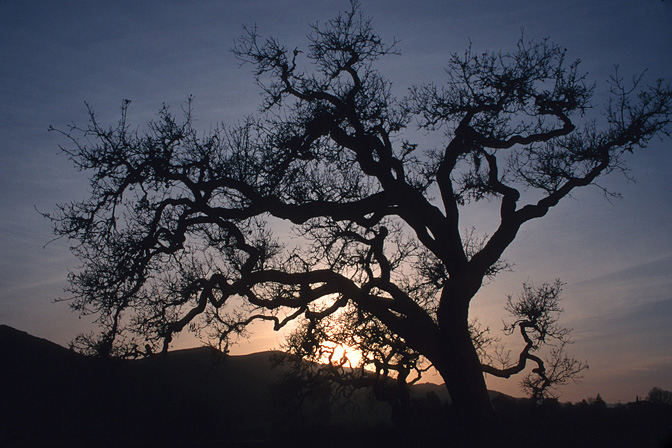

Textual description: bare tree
[647,387,672,406]
[47,1,671,427]
[486,281,587,403]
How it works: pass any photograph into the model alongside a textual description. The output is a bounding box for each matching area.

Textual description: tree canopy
[48,2,672,425]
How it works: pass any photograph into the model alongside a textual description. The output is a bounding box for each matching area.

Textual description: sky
[1,0,671,404]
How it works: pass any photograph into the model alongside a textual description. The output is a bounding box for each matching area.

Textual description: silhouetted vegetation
[2,325,671,447]
[648,387,672,406]
[46,1,672,430]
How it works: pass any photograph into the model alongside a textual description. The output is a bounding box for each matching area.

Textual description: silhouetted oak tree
[49,2,672,426]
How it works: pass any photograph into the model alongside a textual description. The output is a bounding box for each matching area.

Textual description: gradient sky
[1,0,671,404]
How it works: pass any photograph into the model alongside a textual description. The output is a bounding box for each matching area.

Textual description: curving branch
[481,281,587,401]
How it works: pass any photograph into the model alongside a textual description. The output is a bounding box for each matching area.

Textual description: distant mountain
[4,325,671,448]
[0,325,424,446]
[0,325,522,447]
[0,325,304,446]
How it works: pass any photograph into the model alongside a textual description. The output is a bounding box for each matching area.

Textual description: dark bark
[436,330,494,423]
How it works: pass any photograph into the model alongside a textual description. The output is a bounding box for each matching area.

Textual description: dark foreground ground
[2,325,671,448]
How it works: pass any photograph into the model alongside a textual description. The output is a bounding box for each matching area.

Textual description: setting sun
[319,342,363,369]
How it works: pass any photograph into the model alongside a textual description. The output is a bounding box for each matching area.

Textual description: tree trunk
[432,323,494,434]
[432,279,494,427]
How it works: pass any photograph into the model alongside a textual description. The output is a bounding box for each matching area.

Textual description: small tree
[647,387,672,406]
[496,280,587,403]
[48,2,671,428]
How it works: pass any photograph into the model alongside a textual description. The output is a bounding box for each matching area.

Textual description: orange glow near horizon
[318,341,363,369]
